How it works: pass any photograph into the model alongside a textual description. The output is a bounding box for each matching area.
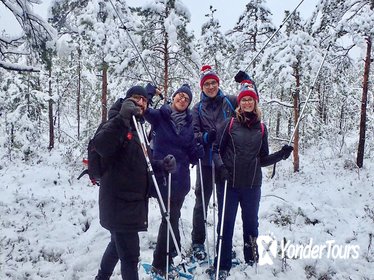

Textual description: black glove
[203,130,216,145]
[218,165,229,182]
[145,83,158,105]
[119,99,142,120]
[234,70,250,83]
[163,154,177,173]
[195,143,205,159]
[281,145,293,160]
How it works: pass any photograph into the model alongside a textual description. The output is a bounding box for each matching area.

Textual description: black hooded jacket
[93,98,150,232]
[192,89,237,166]
[213,116,285,188]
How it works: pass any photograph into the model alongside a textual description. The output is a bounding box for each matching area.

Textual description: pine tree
[197,5,234,81]
[226,0,276,75]
[259,11,320,172]
[337,0,374,168]
[133,0,199,99]
[0,0,56,72]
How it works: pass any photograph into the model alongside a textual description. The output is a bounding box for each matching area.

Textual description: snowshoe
[206,267,229,280]
[141,262,194,280]
[191,243,207,262]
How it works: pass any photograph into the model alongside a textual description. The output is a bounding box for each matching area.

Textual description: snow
[1,137,373,279]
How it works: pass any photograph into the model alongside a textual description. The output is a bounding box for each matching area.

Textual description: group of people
[92,66,293,280]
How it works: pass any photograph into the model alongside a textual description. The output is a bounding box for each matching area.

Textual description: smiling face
[172,92,190,112]
[239,96,256,112]
[202,78,219,98]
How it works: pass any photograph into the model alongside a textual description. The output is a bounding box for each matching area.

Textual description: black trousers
[191,164,214,245]
[97,231,140,280]
[152,197,184,272]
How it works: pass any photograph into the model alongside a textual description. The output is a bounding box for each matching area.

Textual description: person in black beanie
[210,78,293,279]
[144,83,204,278]
[93,85,175,280]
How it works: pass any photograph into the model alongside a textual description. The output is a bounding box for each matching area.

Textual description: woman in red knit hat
[211,78,293,279]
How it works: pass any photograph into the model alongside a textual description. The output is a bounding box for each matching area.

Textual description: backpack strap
[224,96,235,113]
[260,122,265,137]
[229,118,264,136]
[228,117,235,134]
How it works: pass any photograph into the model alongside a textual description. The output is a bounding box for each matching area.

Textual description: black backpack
[77,123,106,186]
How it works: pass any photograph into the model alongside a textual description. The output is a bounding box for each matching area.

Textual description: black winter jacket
[213,117,284,188]
[192,90,236,166]
[93,99,149,232]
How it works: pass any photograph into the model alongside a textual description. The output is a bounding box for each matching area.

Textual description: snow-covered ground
[1,143,373,279]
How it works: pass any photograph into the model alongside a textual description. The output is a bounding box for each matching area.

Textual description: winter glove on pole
[218,165,229,182]
[203,130,217,145]
[281,145,293,160]
[163,154,177,174]
[145,83,160,106]
[234,70,251,83]
[119,99,142,126]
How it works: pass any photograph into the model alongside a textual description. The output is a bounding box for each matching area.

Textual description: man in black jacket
[93,85,150,280]
[190,65,237,260]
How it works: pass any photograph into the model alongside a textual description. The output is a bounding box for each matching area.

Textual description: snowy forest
[1,0,373,279]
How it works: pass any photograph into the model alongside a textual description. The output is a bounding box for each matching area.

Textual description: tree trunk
[356,36,371,168]
[293,64,300,172]
[48,66,54,150]
[77,48,82,139]
[101,60,108,123]
[276,89,283,137]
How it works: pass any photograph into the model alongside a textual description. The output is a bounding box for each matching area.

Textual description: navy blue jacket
[145,104,200,201]
[192,89,236,166]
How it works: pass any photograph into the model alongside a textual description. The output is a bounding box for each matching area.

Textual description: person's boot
[244,236,259,266]
[95,269,111,280]
[192,243,207,261]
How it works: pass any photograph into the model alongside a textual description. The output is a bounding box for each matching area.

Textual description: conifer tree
[197,5,234,81]
[226,0,276,75]
[133,0,198,99]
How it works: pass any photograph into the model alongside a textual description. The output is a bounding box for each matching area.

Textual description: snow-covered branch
[0,60,40,72]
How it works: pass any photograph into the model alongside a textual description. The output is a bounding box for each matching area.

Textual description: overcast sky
[126,0,318,35]
[0,0,318,36]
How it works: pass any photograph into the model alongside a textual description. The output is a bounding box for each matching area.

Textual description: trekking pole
[198,159,211,266]
[211,161,217,259]
[288,44,331,145]
[244,0,305,72]
[107,0,164,100]
[166,172,172,280]
[271,44,331,178]
[140,122,151,146]
[216,180,228,280]
[132,116,182,260]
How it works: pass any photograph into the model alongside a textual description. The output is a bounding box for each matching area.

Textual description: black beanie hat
[172,84,193,104]
[125,85,148,100]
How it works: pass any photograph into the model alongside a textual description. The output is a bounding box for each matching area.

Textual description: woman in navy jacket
[144,84,204,276]
[212,80,293,278]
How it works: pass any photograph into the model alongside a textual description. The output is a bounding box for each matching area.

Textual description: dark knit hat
[200,65,220,89]
[125,85,148,100]
[172,84,193,104]
[237,80,259,103]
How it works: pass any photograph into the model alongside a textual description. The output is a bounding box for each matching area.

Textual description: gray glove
[163,154,177,174]
[119,99,142,120]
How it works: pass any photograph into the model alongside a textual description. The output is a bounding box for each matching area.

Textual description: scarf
[170,108,187,134]
[242,111,259,128]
